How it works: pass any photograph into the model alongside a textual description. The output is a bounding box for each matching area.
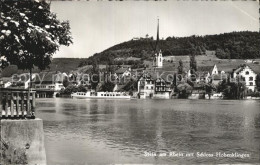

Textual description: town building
[188,64,224,84]
[137,74,155,99]
[232,65,257,91]
[115,67,131,78]
[153,78,172,99]
[33,72,65,97]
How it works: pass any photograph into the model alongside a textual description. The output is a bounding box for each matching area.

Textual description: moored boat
[71,91,131,99]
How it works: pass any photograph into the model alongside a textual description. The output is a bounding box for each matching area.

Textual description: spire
[156,18,159,42]
[155,17,160,52]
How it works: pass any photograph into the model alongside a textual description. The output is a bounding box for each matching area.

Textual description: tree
[0,0,72,76]
[190,54,197,73]
[256,73,260,91]
[218,80,246,99]
[176,83,193,99]
[204,83,216,99]
[177,59,183,74]
[100,81,115,92]
[90,59,99,90]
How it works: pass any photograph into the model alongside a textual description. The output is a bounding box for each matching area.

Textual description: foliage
[79,31,260,66]
[189,54,197,73]
[60,84,86,95]
[177,60,183,74]
[90,59,99,90]
[100,81,115,92]
[204,83,216,99]
[218,79,246,99]
[256,73,260,91]
[176,83,193,98]
[0,0,72,70]
[62,76,70,87]
[122,79,138,91]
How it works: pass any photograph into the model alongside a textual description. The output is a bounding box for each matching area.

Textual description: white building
[137,74,155,99]
[115,67,131,78]
[33,72,65,97]
[155,50,163,68]
[232,65,257,91]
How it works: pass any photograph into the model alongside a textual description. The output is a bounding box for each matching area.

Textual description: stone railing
[0,88,36,119]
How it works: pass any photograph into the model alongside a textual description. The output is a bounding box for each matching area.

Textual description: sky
[50,1,259,58]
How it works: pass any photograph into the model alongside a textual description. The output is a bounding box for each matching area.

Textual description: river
[36,98,260,164]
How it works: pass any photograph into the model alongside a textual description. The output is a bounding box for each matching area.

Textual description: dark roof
[140,70,175,83]
[34,72,65,83]
[1,77,12,83]
[115,68,129,74]
[197,65,214,73]
[211,74,222,80]
[233,65,257,74]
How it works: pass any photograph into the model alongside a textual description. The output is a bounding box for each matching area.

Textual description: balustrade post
[21,93,25,118]
[5,93,9,118]
[26,92,30,118]
[16,92,20,118]
[10,92,14,118]
[31,92,36,119]
[0,91,2,119]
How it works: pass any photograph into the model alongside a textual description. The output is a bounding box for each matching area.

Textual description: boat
[71,91,131,99]
[205,92,223,99]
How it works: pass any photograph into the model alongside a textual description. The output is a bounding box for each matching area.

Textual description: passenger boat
[71,91,131,99]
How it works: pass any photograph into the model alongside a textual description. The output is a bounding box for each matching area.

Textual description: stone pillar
[0,119,46,165]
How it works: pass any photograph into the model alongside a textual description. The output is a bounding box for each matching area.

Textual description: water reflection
[36,99,260,164]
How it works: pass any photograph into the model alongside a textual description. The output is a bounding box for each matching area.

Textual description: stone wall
[0,119,46,165]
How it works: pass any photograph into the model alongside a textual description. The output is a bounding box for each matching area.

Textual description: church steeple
[157,18,159,41]
[155,18,160,52]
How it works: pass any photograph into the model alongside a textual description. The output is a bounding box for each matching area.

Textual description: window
[151,86,153,90]
[249,77,253,81]
[146,86,148,89]
[101,94,103,96]
[245,71,249,75]
[249,82,253,86]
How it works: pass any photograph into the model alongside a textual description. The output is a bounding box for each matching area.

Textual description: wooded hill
[79,31,260,66]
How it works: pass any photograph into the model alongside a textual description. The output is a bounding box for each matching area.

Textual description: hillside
[79,31,260,66]
[1,58,84,77]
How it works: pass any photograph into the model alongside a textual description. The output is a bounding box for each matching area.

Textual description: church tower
[153,18,163,68]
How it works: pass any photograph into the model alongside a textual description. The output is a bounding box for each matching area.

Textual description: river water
[36,98,260,164]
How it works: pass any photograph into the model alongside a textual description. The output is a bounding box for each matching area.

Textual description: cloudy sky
[50,1,259,58]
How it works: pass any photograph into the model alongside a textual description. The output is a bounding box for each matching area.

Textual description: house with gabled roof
[137,71,173,99]
[33,72,65,97]
[231,65,257,91]
[137,72,156,99]
[115,67,131,78]
[188,64,224,85]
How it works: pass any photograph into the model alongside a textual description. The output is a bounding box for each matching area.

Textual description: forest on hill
[79,31,260,66]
